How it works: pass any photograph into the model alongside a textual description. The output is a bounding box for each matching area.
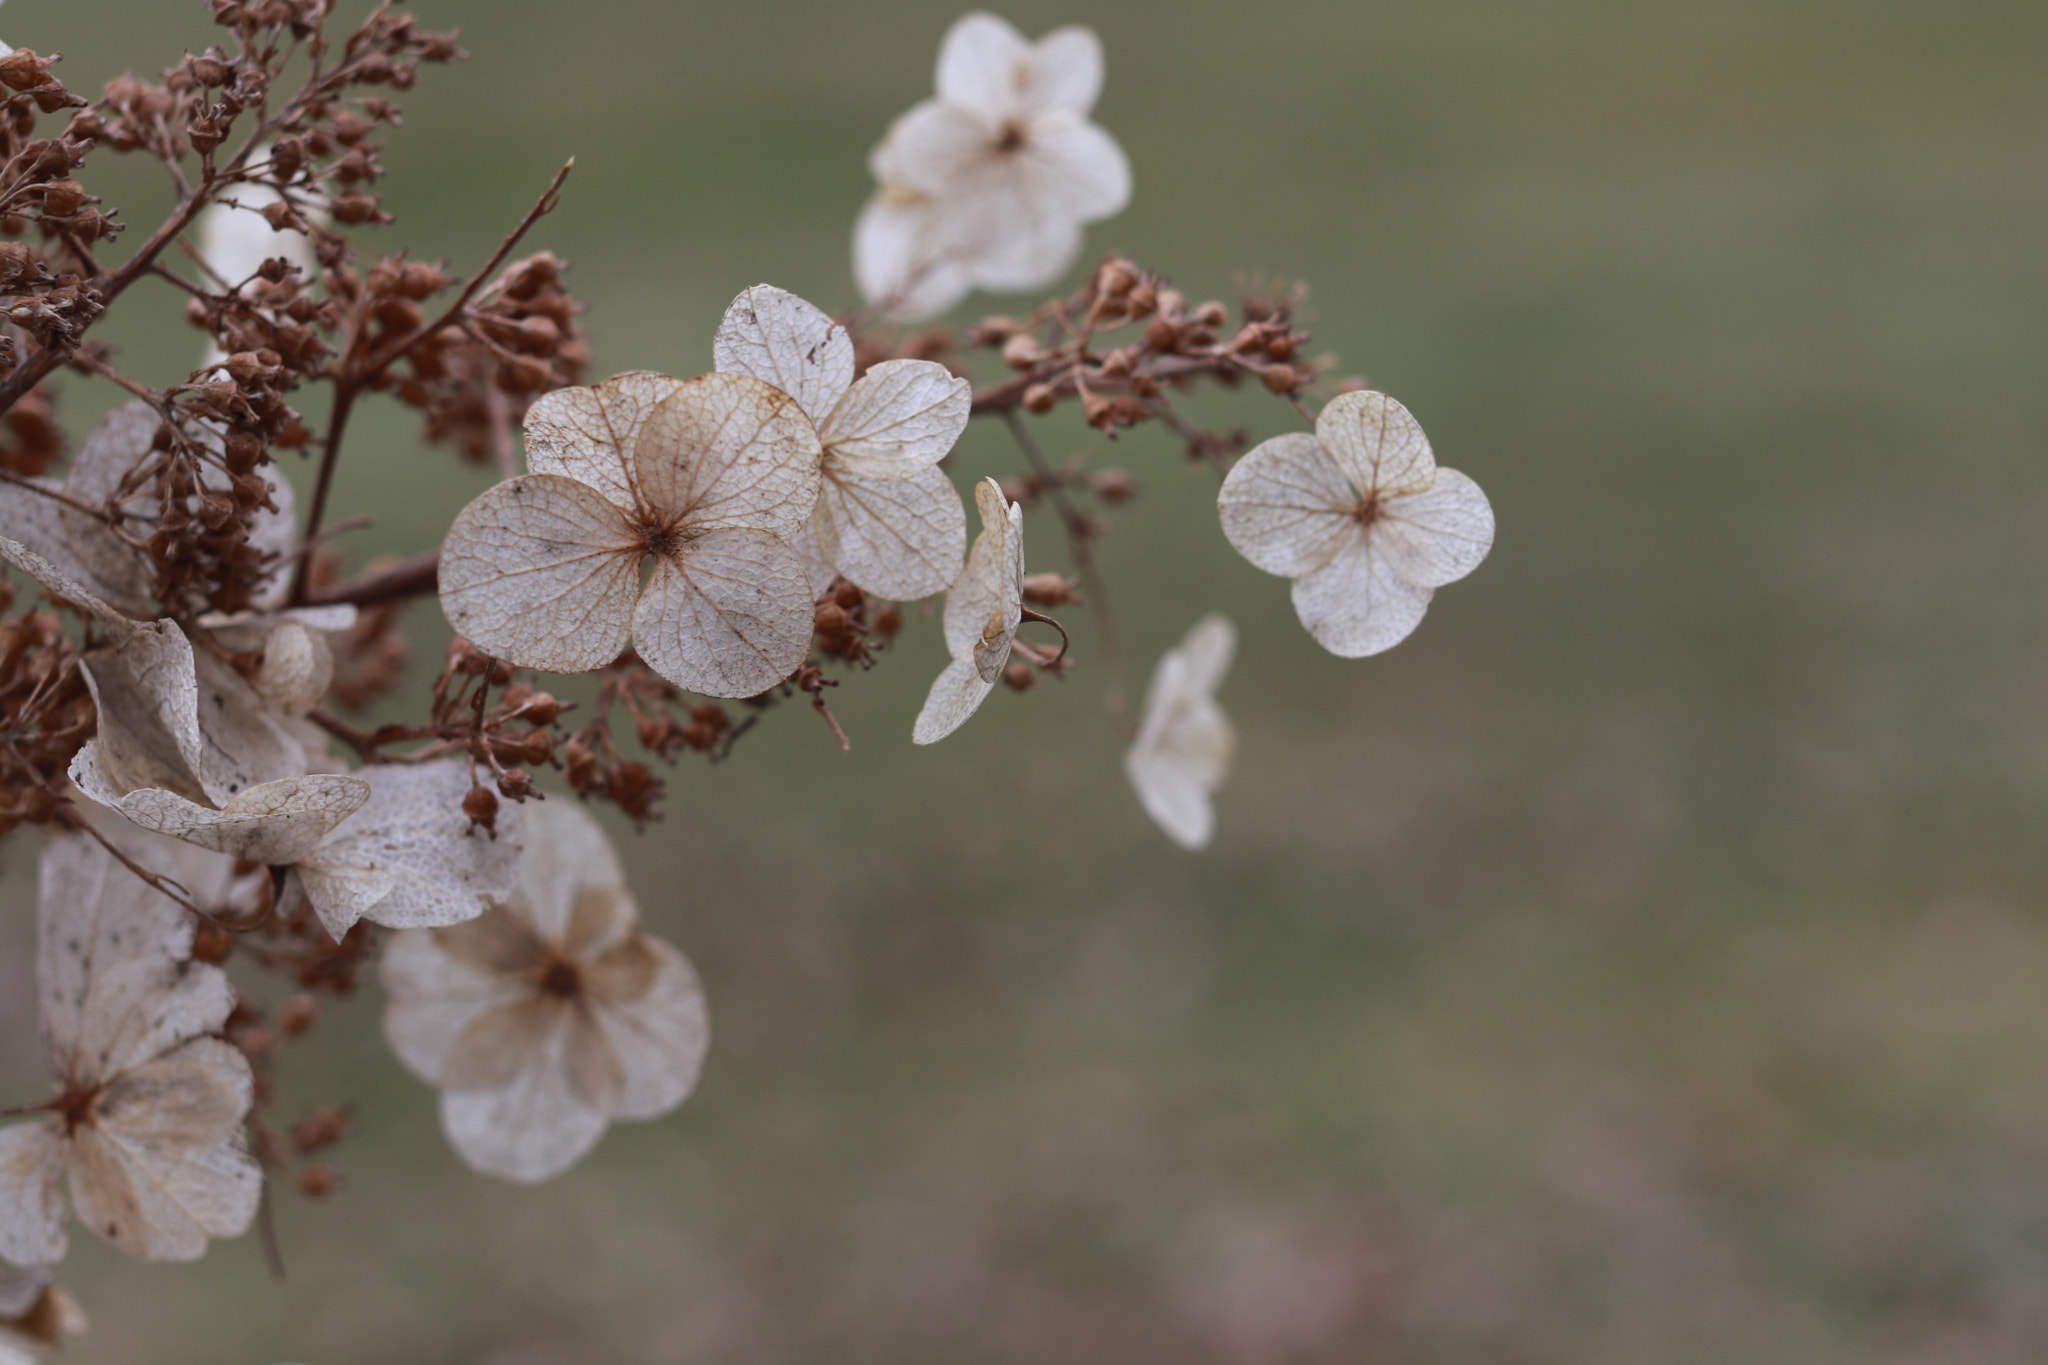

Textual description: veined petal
[1375,467,1496,588]
[189,645,309,804]
[438,1023,610,1184]
[496,798,626,945]
[1217,432,1358,577]
[815,464,967,601]
[1289,533,1435,658]
[821,359,971,475]
[632,531,812,699]
[911,654,996,745]
[935,11,1033,123]
[1015,113,1130,224]
[71,748,369,866]
[54,401,161,615]
[70,1084,260,1262]
[380,924,533,1085]
[522,372,685,511]
[632,375,821,540]
[713,285,854,426]
[438,474,641,673]
[586,937,708,1121]
[1314,389,1437,497]
[942,478,1024,666]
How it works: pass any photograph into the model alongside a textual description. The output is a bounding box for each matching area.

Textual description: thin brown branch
[302,550,437,607]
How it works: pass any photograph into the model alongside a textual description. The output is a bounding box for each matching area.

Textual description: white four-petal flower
[714,284,970,599]
[856,12,1131,319]
[439,371,824,698]
[913,477,1025,744]
[1125,612,1236,851]
[380,799,710,1184]
[1218,391,1494,657]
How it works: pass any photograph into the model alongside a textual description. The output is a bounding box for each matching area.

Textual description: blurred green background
[3,0,2047,1361]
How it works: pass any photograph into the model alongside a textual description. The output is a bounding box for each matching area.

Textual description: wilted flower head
[1125,612,1236,850]
[0,827,260,1265]
[438,371,823,698]
[380,799,710,1183]
[1218,391,1494,657]
[714,284,970,599]
[913,477,1025,744]
[857,12,1131,319]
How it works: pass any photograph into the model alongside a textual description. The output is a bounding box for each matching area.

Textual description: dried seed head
[1001,333,1043,370]
[1261,363,1299,394]
[1022,382,1057,414]
[461,783,500,831]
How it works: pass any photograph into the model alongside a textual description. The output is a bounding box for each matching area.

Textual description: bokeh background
[3,1,2047,1361]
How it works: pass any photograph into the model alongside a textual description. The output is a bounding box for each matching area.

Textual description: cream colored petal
[65,957,234,1096]
[1125,621,1237,853]
[585,936,708,1122]
[195,181,317,291]
[1374,467,1496,589]
[963,212,1083,295]
[440,996,558,1093]
[74,644,206,806]
[632,533,812,699]
[1173,611,1237,698]
[941,478,1023,667]
[1217,432,1359,577]
[1289,532,1434,658]
[438,474,641,673]
[189,645,308,803]
[819,360,971,476]
[0,478,145,618]
[911,654,997,745]
[1011,112,1130,226]
[297,759,523,939]
[71,750,369,866]
[493,799,627,945]
[1313,389,1437,497]
[561,1007,626,1115]
[379,924,532,1085]
[934,11,1032,122]
[70,1073,261,1262]
[630,375,821,540]
[562,885,637,961]
[0,1122,68,1267]
[292,863,396,941]
[1021,26,1105,117]
[814,464,966,601]
[853,191,975,321]
[437,1024,610,1184]
[521,371,684,510]
[789,500,842,597]
[94,1038,253,1153]
[875,100,998,197]
[712,285,854,426]
[253,618,331,717]
[53,402,160,615]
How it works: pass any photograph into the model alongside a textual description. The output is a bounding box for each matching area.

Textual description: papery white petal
[820,359,971,476]
[630,374,822,540]
[1314,389,1437,497]
[0,1123,68,1267]
[1008,112,1130,226]
[1289,533,1434,658]
[712,285,854,427]
[1217,432,1358,578]
[521,371,685,511]
[632,532,813,699]
[912,654,996,745]
[934,11,1033,123]
[853,190,975,320]
[379,922,534,1085]
[813,464,966,601]
[438,1018,610,1184]
[501,797,628,943]
[1375,467,1496,589]
[942,478,1024,667]
[1020,27,1105,117]
[188,645,310,803]
[875,100,998,197]
[438,474,640,673]
[195,181,316,294]
[253,617,332,716]
[584,937,708,1121]
[71,747,369,865]
[1125,614,1237,851]
[52,402,161,615]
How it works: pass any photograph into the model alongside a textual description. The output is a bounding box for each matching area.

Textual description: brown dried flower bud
[872,604,903,639]
[329,192,382,226]
[279,994,318,1037]
[0,49,51,92]
[1081,391,1114,427]
[1260,363,1300,394]
[223,431,264,474]
[191,919,235,965]
[1002,661,1035,692]
[1095,259,1138,299]
[42,179,86,216]
[296,1165,337,1199]
[1192,301,1229,328]
[1097,347,1137,378]
[496,768,536,800]
[1001,333,1043,370]
[461,784,499,831]
[1092,469,1138,504]
[1265,334,1297,361]
[1021,572,1081,607]
[967,315,1017,346]
[520,691,564,725]
[1127,280,1158,316]
[1144,317,1180,352]
[1022,382,1058,414]
[269,135,306,180]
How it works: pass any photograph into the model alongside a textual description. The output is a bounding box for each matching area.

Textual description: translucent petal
[813,464,967,601]
[875,100,998,197]
[253,617,332,717]
[71,748,369,866]
[380,924,531,1085]
[1314,389,1437,498]
[911,654,996,745]
[820,359,972,476]
[934,11,1032,123]
[438,474,641,673]
[964,212,1083,295]
[1289,533,1435,658]
[630,374,822,540]
[1125,614,1237,851]
[789,505,842,596]
[0,1122,68,1266]
[1021,27,1106,117]
[521,371,684,511]
[496,799,626,945]
[439,996,557,1093]
[941,479,1024,677]
[189,645,309,803]
[72,634,207,806]
[712,285,854,427]
[633,531,813,699]
[53,402,161,614]
[95,1039,253,1153]
[586,937,708,1121]
[1008,112,1130,226]
[853,190,975,321]
[438,1020,610,1184]
[1375,467,1496,589]
[1217,432,1359,577]
[296,759,523,939]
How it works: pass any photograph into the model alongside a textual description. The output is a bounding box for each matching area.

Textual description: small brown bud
[1192,301,1229,328]
[1081,391,1114,427]
[329,192,381,225]
[1264,334,1297,362]
[191,920,235,965]
[496,768,536,800]
[279,994,318,1037]
[813,601,849,635]
[520,691,564,725]
[872,604,902,639]
[1022,382,1058,414]
[42,179,86,216]
[1095,259,1138,299]
[967,315,1017,346]
[461,784,499,830]
[563,739,599,793]
[1261,363,1299,394]
[236,1026,275,1061]
[0,49,51,92]
[1021,572,1081,607]
[296,1164,337,1199]
[831,579,864,610]
[1002,661,1035,692]
[1144,317,1180,352]
[1001,333,1043,370]
[1092,469,1138,503]
[1127,280,1158,316]
[269,136,306,180]
[1097,347,1137,378]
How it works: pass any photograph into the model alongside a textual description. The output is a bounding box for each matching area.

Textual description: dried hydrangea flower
[380,798,709,1184]
[1,538,371,864]
[439,371,823,698]
[856,12,1131,319]
[714,284,970,599]
[1218,391,1494,657]
[0,829,261,1265]
[0,1268,86,1362]
[290,758,523,940]
[1124,612,1236,850]
[0,401,296,616]
[913,478,1024,744]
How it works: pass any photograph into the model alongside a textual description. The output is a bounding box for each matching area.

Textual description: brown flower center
[994,120,1028,155]
[1351,492,1383,528]
[53,1082,102,1135]
[537,956,583,999]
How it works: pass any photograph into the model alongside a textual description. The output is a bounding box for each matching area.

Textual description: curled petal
[1217,432,1358,578]
[1376,467,1496,589]
[713,285,854,427]
[254,618,332,717]
[814,464,967,601]
[1289,534,1435,658]
[438,474,641,674]
[632,532,813,699]
[71,747,369,866]
[631,374,822,539]
[1314,390,1437,498]
[942,479,1025,669]
[522,371,685,511]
